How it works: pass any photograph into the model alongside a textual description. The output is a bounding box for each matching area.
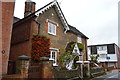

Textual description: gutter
[33,17,40,34]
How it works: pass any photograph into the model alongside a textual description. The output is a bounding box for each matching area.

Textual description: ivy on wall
[66,41,84,52]
[59,41,85,69]
[31,35,50,62]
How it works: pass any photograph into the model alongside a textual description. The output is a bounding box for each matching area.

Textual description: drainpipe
[33,16,40,34]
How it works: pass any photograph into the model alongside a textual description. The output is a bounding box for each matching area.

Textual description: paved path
[94,69,120,80]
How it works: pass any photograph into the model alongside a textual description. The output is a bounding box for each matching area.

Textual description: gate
[28,64,42,78]
[7,61,16,74]
[28,61,53,79]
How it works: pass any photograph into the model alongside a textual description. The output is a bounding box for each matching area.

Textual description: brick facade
[10,17,37,61]
[39,8,77,49]
[9,1,88,73]
[1,1,15,76]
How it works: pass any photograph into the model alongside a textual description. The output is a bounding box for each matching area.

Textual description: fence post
[16,55,29,78]
[40,57,53,78]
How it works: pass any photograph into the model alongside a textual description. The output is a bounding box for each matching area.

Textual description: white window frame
[47,20,57,35]
[97,46,107,51]
[77,36,82,43]
[49,51,58,66]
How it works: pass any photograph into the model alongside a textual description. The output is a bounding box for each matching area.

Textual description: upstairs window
[91,46,97,54]
[97,46,107,51]
[47,20,57,35]
[77,36,82,43]
[107,44,115,54]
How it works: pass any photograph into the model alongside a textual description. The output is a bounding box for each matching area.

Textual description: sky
[14,0,119,45]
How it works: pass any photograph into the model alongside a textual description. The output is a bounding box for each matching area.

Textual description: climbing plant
[31,34,50,62]
[66,41,84,52]
[59,41,85,70]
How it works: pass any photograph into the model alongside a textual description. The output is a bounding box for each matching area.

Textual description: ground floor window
[49,49,58,66]
[108,62,115,67]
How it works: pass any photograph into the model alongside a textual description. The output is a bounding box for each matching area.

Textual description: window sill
[49,58,54,60]
[53,64,58,67]
[48,32,56,36]
[77,42,82,43]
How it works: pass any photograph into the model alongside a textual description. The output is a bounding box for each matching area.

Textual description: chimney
[24,0,36,17]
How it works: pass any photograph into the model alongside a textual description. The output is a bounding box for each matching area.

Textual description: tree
[89,53,99,63]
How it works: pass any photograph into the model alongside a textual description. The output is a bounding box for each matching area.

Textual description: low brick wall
[28,60,53,79]
[28,66,42,78]
[2,74,23,80]
[53,68,81,79]
[90,67,105,77]
[107,66,115,71]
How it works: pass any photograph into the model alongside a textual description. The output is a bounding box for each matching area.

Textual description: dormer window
[47,19,58,35]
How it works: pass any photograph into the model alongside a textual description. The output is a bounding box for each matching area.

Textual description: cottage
[9,0,88,74]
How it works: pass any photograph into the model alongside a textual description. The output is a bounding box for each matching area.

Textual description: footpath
[94,69,120,79]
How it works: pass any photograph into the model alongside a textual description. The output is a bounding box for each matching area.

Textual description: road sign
[106,56,110,60]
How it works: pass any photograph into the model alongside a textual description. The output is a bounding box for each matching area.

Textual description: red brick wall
[35,7,88,61]
[10,18,37,61]
[1,1,15,76]
[82,38,88,61]
[10,5,88,70]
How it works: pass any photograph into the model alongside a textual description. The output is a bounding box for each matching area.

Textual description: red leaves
[31,35,50,61]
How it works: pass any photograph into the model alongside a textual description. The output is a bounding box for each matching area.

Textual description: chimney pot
[24,0,36,17]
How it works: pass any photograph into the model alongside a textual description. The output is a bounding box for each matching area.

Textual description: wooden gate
[7,61,16,74]
[28,61,53,79]
[28,65,42,78]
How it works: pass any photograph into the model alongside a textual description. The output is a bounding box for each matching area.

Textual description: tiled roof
[13,17,20,23]
[88,43,116,47]
[68,25,89,39]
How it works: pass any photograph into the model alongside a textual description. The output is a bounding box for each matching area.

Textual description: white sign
[72,44,80,55]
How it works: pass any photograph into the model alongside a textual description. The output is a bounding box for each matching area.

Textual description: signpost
[106,56,110,71]
[106,56,110,60]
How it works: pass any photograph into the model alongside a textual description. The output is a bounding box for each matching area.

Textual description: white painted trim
[50,48,59,51]
[47,19,58,26]
[53,64,58,66]
[49,58,54,60]
[76,61,90,63]
[48,22,57,36]
[49,48,59,66]
[35,0,69,32]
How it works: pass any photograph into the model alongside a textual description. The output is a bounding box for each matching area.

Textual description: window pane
[52,25,55,34]
[77,36,81,43]
[52,52,55,59]
[107,44,115,54]
[91,46,97,54]
[48,21,56,35]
